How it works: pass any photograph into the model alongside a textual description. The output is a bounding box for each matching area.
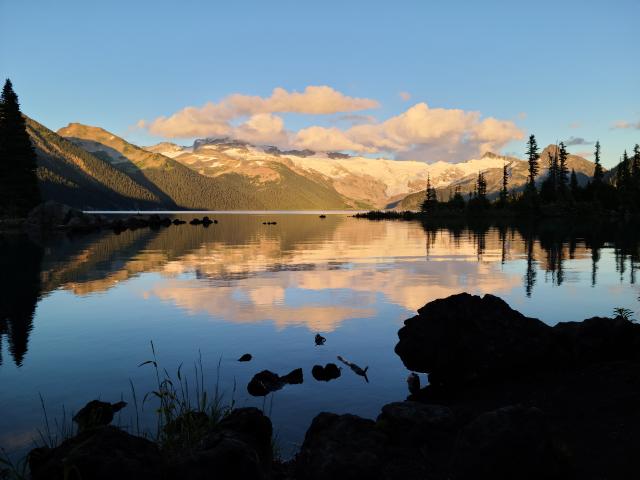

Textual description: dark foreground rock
[396,293,640,479]
[29,426,164,480]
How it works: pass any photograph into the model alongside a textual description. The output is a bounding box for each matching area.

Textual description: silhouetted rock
[395,293,557,387]
[553,316,640,365]
[319,214,326,218]
[311,363,341,382]
[281,367,303,384]
[396,293,640,391]
[190,218,202,225]
[172,218,186,225]
[170,408,273,480]
[247,368,303,396]
[295,413,386,480]
[72,400,127,432]
[452,405,566,480]
[376,401,454,446]
[202,216,213,226]
[28,426,163,480]
[238,353,252,362]
[314,333,326,345]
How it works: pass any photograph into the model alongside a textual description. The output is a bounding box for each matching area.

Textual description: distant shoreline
[82,210,371,215]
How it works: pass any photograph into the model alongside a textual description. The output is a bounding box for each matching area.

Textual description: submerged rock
[238,353,252,362]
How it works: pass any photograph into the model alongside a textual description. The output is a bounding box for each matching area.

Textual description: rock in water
[247,368,303,396]
[238,353,253,362]
[72,400,127,432]
[314,333,326,346]
[312,363,341,382]
[281,367,304,384]
[395,293,556,387]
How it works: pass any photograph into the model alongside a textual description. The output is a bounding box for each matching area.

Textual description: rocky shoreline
[13,293,640,479]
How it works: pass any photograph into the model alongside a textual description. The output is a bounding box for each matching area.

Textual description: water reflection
[1,214,640,458]
[0,216,637,366]
[0,234,43,366]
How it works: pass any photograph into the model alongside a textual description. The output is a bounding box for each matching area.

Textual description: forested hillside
[26,117,166,210]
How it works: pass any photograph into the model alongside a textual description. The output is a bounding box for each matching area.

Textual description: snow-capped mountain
[145,139,515,208]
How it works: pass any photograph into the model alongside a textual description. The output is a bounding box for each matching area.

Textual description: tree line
[421,134,640,215]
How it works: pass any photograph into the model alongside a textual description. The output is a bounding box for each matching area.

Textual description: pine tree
[0,79,41,215]
[558,142,569,194]
[593,140,604,184]
[477,171,487,203]
[500,163,509,205]
[420,174,438,213]
[632,144,640,183]
[525,135,540,187]
[618,150,630,188]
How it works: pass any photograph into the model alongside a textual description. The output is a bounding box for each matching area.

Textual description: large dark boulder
[553,316,640,365]
[452,405,566,480]
[295,413,387,480]
[28,426,164,480]
[376,401,455,446]
[170,408,272,480]
[395,293,556,386]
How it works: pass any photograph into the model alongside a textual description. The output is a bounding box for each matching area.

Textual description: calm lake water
[1,214,639,458]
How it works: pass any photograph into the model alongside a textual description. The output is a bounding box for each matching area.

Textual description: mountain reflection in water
[0,214,638,457]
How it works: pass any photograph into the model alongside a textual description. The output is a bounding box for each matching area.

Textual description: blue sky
[1,0,638,166]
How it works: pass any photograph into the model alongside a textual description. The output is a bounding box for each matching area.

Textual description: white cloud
[139,88,523,162]
[144,86,378,138]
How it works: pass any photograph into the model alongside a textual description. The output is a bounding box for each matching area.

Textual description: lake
[1,213,639,458]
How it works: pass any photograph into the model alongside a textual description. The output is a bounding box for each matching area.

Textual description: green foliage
[26,117,163,210]
[0,79,41,216]
[613,307,635,322]
[138,341,235,453]
[525,134,540,188]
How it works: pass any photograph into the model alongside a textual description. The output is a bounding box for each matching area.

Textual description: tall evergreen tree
[500,163,509,205]
[593,140,604,184]
[0,79,41,215]
[618,150,630,188]
[420,174,438,213]
[525,134,540,189]
[632,144,640,183]
[558,142,569,193]
[476,171,487,202]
